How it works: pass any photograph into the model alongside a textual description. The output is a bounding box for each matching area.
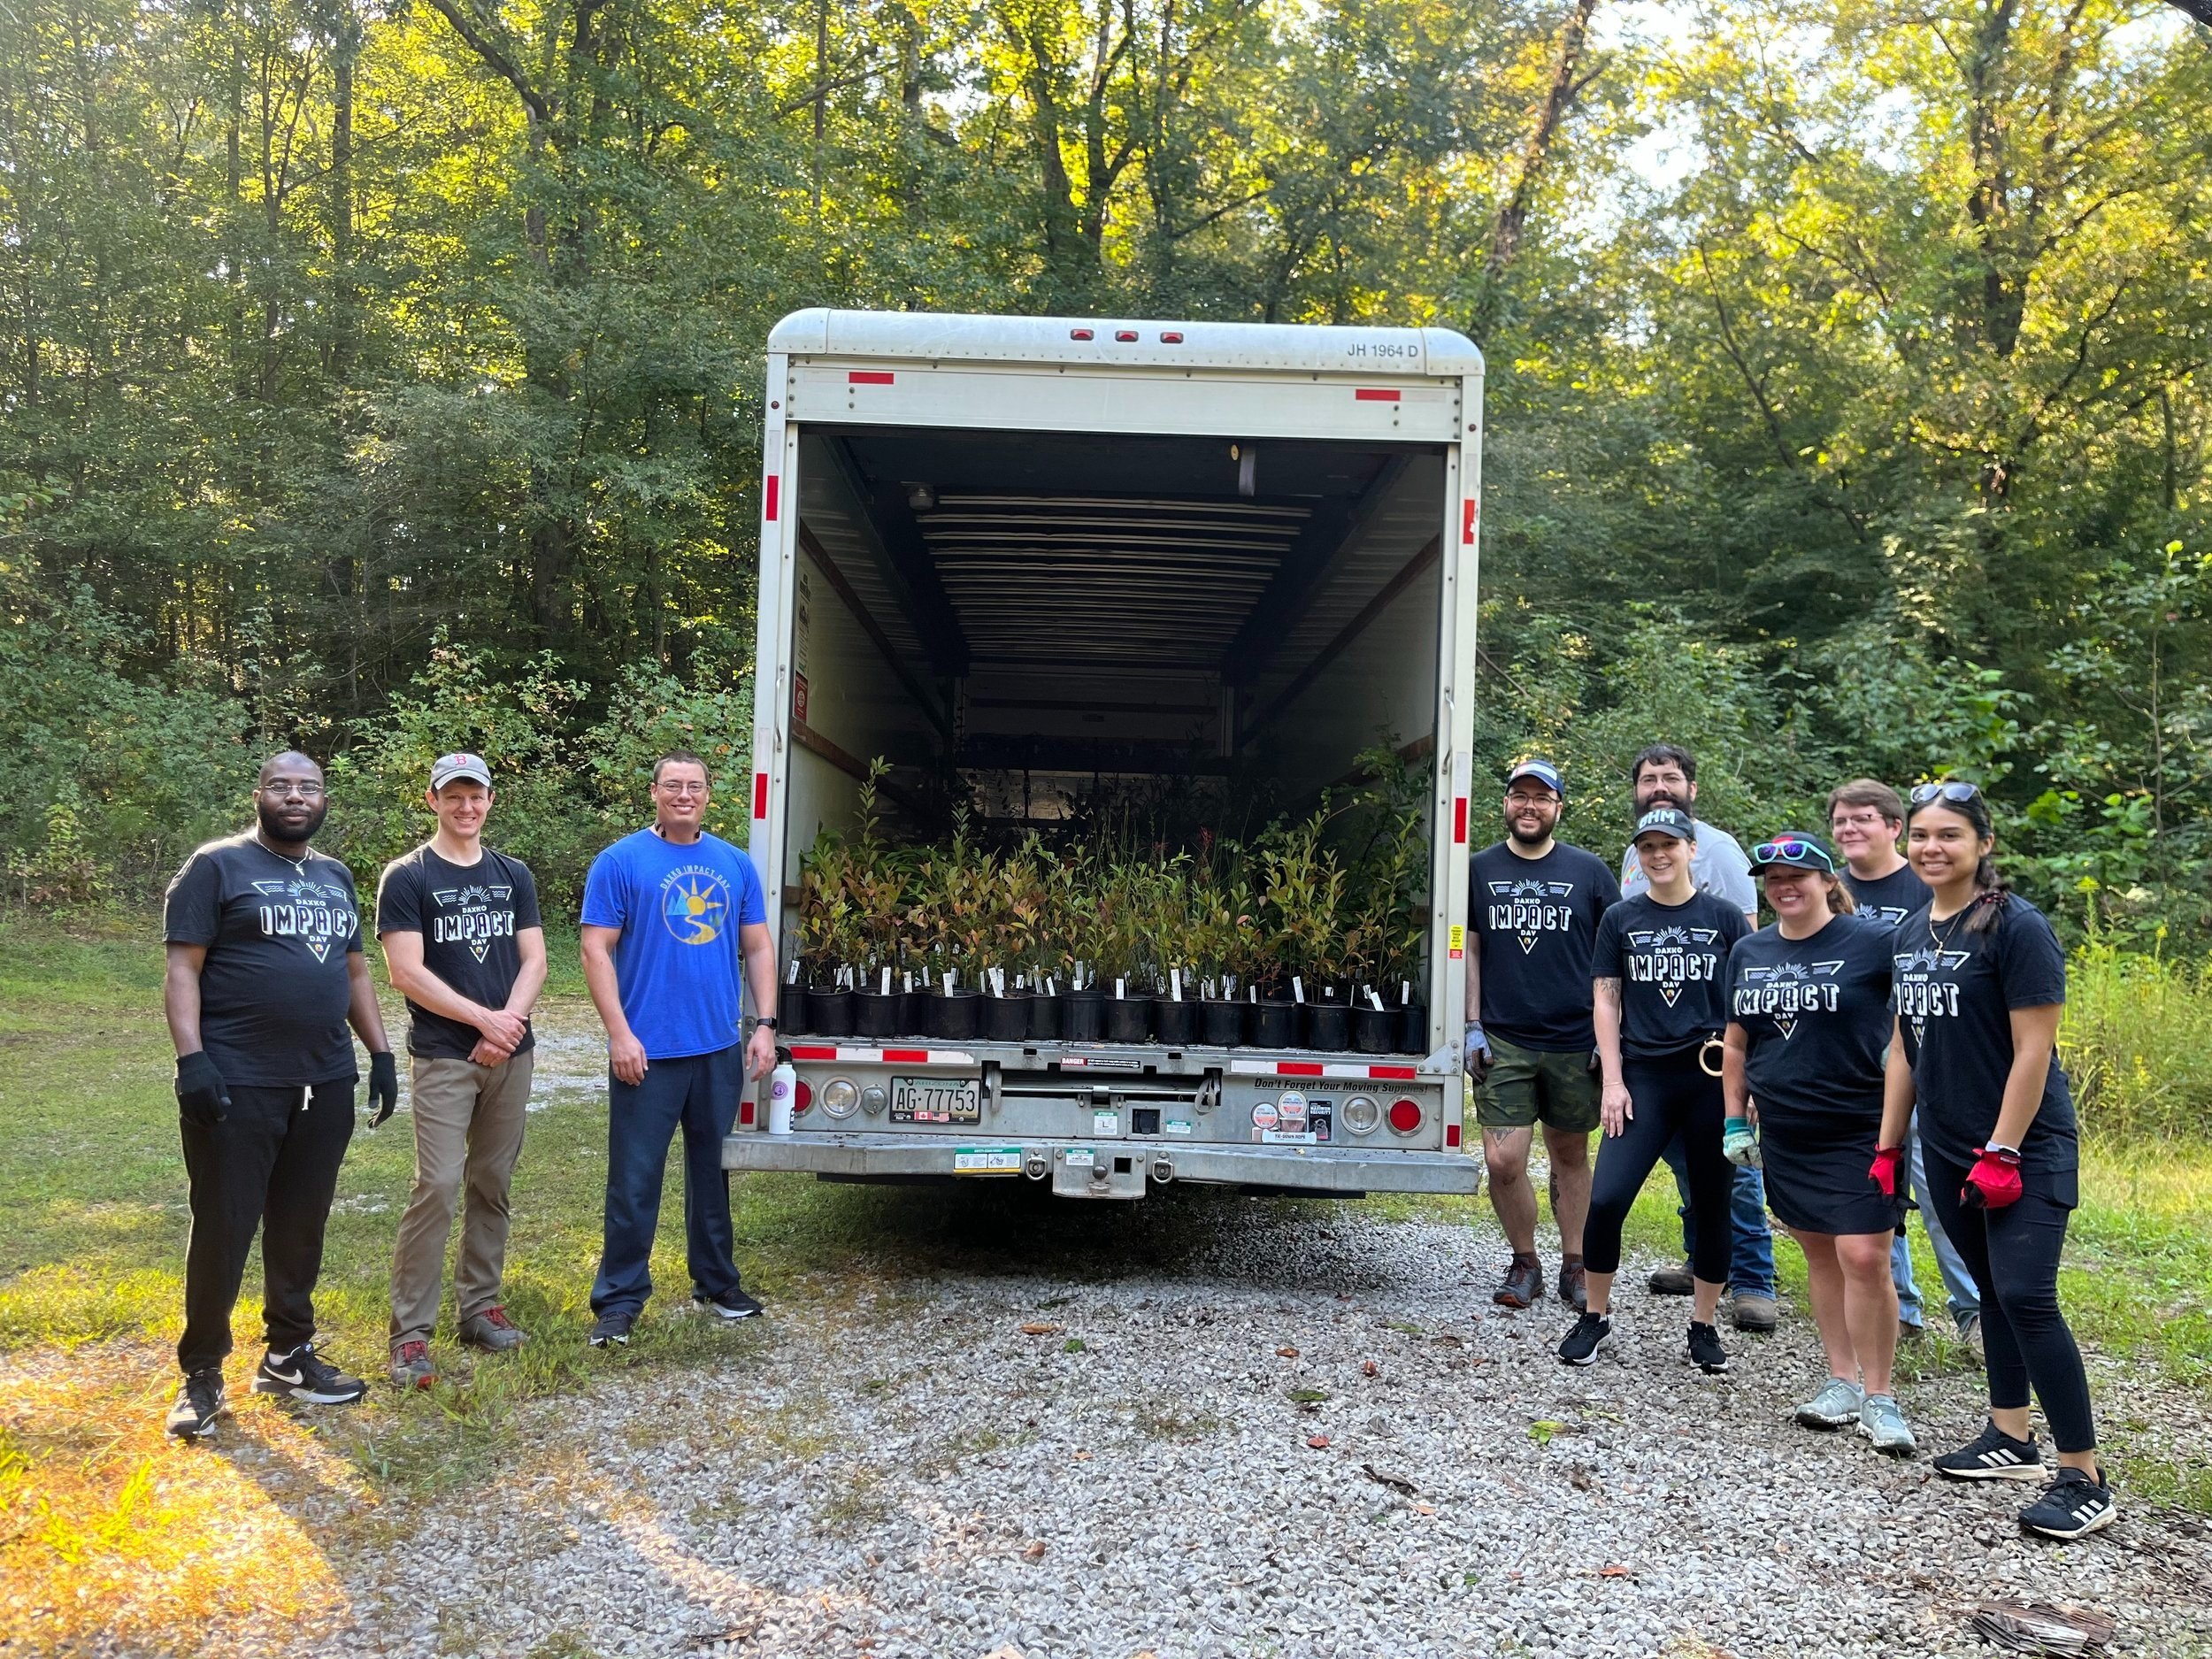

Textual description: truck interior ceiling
[785,424,1444,858]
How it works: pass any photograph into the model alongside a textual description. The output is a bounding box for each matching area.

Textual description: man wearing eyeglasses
[579,751,779,1348]
[1466,757,1621,1312]
[1828,778,1983,1352]
[159,751,400,1437]
[1618,743,1778,1333]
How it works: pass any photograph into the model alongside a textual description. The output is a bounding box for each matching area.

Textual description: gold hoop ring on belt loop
[1698,1037,1726,1079]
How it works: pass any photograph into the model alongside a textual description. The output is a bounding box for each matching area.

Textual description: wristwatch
[756,1016,780,1031]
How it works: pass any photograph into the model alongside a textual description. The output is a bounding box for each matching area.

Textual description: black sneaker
[694,1288,764,1321]
[1686,1321,1731,1374]
[252,1342,367,1405]
[1933,1420,2046,1483]
[588,1310,635,1348]
[1557,1311,1611,1366]
[165,1368,227,1439]
[2019,1466,2116,1540]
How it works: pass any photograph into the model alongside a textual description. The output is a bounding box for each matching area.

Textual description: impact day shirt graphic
[1892,897,2079,1181]
[581,828,767,1060]
[162,833,365,1087]
[377,845,543,1060]
[1726,913,1894,1121]
[1469,841,1621,1053]
[1594,891,1750,1058]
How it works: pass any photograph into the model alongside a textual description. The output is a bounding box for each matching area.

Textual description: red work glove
[1961,1145,2024,1210]
[1869,1144,1904,1199]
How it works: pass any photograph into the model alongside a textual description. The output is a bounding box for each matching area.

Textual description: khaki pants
[388,1053,534,1346]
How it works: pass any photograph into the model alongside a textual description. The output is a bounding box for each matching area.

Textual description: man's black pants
[178,1079,356,1375]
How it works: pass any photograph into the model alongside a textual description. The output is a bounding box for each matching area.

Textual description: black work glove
[176,1051,230,1127]
[366,1049,400,1127]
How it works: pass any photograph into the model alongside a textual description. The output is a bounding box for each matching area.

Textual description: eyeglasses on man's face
[656,779,710,797]
[261,779,326,799]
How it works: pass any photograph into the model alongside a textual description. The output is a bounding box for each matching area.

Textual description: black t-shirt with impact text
[162,833,364,1087]
[1470,840,1622,1053]
[376,843,543,1060]
[1893,895,2078,1181]
[1594,890,1752,1059]
[1726,912,1893,1124]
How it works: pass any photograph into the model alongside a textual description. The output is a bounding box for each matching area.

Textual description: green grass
[1,907,2209,1646]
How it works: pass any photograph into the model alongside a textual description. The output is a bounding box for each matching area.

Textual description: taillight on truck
[1387,1099,1424,1135]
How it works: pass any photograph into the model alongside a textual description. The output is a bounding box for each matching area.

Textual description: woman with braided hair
[1878,780,2112,1540]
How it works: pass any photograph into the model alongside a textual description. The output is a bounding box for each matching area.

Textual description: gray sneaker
[1795,1377,1865,1429]
[388,1339,435,1391]
[459,1306,527,1352]
[1860,1393,1917,1455]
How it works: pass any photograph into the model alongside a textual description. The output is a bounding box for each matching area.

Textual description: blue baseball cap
[1506,757,1563,797]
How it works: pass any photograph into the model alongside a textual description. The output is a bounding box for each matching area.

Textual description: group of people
[160,749,778,1434]
[157,740,2109,1543]
[1463,745,2110,1540]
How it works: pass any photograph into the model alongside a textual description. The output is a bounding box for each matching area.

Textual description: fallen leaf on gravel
[1361,1361,1379,1378]
[1277,1346,1299,1357]
[1600,1564,1633,1578]
[1023,1541,1048,1561]
[1412,1502,1437,1516]
[1360,1463,1417,1495]
[1019,1323,1062,1335]
[1072,1451,1092,1461]
[1306,1435,1331,1448]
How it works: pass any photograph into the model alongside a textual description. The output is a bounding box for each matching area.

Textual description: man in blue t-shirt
[579,750,778,1346]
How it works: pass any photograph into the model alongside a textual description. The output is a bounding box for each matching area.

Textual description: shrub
[2062,942,2212,1143]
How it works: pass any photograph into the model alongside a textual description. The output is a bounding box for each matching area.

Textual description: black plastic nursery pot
[1248,999,1298,1048]
[853,989,902,1039]
[982,992,1033,1041]
[1198,998,1243,1048]
[1302,999,1351,1052]
[1353,1004,1396,1055]
[1064,988,1104,1041]
[1151,996,1195,1046]
[924,989,979,1040]
[809,987,855,1038]
[1028,993,1064,1041]
[780,984,811,1035]
[901,990,929,1036]
[1103,995,1151,1043]
[1397,1002,1428,1055]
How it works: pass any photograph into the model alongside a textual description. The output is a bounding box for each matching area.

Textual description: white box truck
[726,308,1485,1200]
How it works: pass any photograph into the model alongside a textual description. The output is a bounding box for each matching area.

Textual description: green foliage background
[1,0,2208,941]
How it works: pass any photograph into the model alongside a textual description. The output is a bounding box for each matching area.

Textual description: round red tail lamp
[1386,1098,1423,1135]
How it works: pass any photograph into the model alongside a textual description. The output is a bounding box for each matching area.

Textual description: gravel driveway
[319,1033,2212,1659]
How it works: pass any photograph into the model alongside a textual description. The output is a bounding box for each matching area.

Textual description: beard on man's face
[1506,810,1557,847]
[257,795,329,845]
[1636,782,1685,815]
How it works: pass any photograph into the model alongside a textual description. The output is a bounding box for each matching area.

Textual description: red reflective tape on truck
[753,771,769,819]
[1355,388,1402,402]
[740,1096,756,1126]
[848,370,895,384]
[763,475,780,521]
[1462,498,1478,543]
[1454,796,1469,842]
[1275,1062,1325,1077]
[788,1045,839,1061]
[1368,1065,1418,1080]
[879,1048,929,1063]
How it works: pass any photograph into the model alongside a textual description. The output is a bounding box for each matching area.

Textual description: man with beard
[1466,758,1620,1310]
[160,751,399,1437]
[1617,743,1778,1332]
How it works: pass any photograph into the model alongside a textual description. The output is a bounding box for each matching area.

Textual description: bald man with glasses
[160,751,399,1437]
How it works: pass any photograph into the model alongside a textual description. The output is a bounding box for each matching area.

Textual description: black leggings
[1584,1049,1732,1285]
[1922,1146,2097,1454]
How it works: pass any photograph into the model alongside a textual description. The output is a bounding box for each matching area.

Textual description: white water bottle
[768,1063,796,1135]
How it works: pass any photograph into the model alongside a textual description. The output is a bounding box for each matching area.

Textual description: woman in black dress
[1723,833,1915,1456]
[1878,780,2112,1539]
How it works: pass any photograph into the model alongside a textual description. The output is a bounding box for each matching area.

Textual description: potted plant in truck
[1058,851,1106,1041]
[979,844,1037,1042]
[795,830,856,1035]
[1257,812,1348,1049]
[848,761,909,1038]
[1096,862,1151,1043]
[1190,843,1250,1048]
[1026,845,1073,1041]
[1342,741,1430,1051]
[1146,856,1198,1047]
[912,827,983,1040]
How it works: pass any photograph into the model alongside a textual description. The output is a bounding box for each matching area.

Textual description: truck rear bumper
[721,1132,1480,1196]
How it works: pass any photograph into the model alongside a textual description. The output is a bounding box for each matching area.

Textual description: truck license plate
[891,1075,981,1124]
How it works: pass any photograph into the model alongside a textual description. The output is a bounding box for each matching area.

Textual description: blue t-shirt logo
[662,867,732,945]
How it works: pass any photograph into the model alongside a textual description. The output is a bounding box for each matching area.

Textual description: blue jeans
[1894,1123,1982,1331]
[1666,1135,1777,1295]
[591,1044,747,1317]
